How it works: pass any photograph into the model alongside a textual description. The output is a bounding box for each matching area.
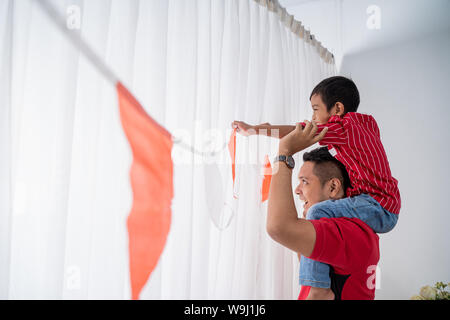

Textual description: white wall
[280,0,450,71]
[340,28,450,299]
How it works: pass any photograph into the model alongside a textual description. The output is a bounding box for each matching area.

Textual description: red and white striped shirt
[310,113,401,214]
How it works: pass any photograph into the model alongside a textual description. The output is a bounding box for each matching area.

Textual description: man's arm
[266,122,327,257]
[266,162,317,257]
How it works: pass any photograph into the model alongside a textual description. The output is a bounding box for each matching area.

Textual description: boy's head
[310,76,360,124]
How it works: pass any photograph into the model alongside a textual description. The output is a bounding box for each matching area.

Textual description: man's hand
[278,121,328,156]
[231,121,270,136]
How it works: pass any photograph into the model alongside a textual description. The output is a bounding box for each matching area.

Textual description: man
[267,121,380,300]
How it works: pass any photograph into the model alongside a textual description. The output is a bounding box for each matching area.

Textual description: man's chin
[302,204,311,219]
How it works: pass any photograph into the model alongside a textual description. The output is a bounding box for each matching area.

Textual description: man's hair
[303,147,351,192]
[310,76,360,113]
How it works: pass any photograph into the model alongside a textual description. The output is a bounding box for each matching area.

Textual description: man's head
[310,76,360,125]
[295,147,351,216]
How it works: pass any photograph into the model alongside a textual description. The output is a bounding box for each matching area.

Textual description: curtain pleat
[0,0,13,299]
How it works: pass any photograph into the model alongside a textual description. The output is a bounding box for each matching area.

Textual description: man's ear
[327,178,344,199]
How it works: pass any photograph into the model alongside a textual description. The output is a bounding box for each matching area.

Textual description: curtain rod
[254,0,335,63]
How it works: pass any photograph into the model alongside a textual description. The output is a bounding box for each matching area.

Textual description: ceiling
[279,0,450,68]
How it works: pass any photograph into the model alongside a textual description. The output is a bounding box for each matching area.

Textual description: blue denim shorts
[299,193,399,288]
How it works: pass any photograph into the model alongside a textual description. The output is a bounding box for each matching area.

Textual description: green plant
[411,282,450,300]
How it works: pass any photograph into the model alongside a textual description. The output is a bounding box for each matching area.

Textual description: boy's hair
[303,147,351,192]
[310,76,360,113]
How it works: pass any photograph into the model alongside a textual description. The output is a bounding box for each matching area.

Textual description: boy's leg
[299,200,338,290]
[306,194,398,233]
[299,254,332,288]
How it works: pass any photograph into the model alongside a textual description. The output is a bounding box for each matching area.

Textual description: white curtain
[0,0,335,299]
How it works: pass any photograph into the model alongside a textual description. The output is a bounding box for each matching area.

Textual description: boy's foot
[306,287,335,300]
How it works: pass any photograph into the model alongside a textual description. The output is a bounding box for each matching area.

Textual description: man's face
[295,161,330,217]
[310,93,333,125]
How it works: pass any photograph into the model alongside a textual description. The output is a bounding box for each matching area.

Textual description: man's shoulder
[309,217,380,301]
[309,217,379,268]
[312,217,379,240]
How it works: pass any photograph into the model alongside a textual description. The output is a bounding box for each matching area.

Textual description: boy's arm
[231,121,295,139]
[253,124,296,139]
[298,121,347,146]
[232,120,348,144]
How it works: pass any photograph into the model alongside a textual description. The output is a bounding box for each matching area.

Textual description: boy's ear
[333,102,345,116]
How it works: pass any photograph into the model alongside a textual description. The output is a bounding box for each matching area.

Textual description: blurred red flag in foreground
[261,155,272,202]
[117,82,173,300]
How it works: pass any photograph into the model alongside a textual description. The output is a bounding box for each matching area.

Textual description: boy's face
[310,93,334,125]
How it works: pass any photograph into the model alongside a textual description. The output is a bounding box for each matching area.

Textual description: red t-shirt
[302,113,401,214]
[298,217,380,300]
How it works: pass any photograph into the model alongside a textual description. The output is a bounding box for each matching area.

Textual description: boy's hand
[278,121,328,156]
[231,121,271,136]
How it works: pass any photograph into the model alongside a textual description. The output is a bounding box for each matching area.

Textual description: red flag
[261,155,272,202]
[228,128,238,199]
[117,82,173,300]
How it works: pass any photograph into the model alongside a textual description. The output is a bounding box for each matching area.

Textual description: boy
[232,76,400,300]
